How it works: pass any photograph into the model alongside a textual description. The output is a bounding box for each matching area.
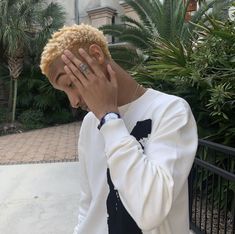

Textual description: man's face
[48,56,88,111]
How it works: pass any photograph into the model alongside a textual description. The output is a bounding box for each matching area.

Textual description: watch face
[104,113,119,121]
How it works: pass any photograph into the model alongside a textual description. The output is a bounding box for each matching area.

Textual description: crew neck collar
[118,88,152,116]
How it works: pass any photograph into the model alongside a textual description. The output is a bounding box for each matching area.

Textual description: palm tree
[0,0,65,123]
[100,0,215,68]
[133,0,235,81]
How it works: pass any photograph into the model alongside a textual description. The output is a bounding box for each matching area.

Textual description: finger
[62,54,88,87]
[63,50,82,68]
[79,63,91,77]
[78,48,105,79]
[107,64,117,87]
[62,50,94,80]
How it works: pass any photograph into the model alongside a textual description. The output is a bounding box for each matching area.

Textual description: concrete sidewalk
[0,162,80,234]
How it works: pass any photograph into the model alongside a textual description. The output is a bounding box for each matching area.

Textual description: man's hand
[61,49,119,120]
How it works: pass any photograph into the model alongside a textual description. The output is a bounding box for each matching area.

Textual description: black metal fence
[188,139,235,234]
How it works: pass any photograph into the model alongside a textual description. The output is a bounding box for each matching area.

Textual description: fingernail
[64,50,71,55]
[61,54,67,61]
[79,48,84,53]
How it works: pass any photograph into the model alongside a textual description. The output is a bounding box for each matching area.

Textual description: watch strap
[98,112,121,130]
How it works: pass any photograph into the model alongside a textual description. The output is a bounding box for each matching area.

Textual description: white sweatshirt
[73,88,198,234]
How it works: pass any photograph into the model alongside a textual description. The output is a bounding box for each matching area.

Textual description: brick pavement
[0,122,81,165]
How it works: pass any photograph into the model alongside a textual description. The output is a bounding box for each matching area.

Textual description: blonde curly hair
[40,24,111,77]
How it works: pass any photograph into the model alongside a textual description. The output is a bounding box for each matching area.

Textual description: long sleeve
[99,99,198,231]
[74,126,92,233]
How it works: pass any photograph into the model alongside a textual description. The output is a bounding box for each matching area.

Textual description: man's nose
[68,94,80,108]
[71,101,79,108]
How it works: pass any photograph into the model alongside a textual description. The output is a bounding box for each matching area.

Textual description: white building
[47,0,143,43]
[47,0,197,42]
[47,0,138,26]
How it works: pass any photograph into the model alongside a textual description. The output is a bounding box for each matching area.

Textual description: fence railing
[188,139,235,234]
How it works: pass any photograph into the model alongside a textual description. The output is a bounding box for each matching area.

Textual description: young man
[40,24,198,234]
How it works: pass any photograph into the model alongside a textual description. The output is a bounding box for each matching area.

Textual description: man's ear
[88,44,105,65]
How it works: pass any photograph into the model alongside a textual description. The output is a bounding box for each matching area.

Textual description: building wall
[46,0,123,25]
[78,0,125,25]
[78,0,101,24]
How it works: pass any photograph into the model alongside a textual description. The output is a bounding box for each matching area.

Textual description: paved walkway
[0,122,81,165]
[0,162,80,234]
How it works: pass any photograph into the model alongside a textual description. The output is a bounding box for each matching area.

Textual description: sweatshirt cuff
[99,119,130,154]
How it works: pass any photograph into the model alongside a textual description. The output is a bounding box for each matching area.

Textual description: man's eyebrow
[54,72,65,85]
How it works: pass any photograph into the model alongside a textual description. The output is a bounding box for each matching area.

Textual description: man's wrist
[97,112,121,130]
[96,107,119,121]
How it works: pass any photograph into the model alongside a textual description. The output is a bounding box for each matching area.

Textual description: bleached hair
[40,24,111,77]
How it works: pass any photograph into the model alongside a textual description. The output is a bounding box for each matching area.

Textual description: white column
[87,7,117,42]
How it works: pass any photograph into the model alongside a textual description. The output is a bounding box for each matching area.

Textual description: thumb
[107,64,117,86]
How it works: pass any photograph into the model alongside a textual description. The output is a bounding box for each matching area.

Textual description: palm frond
[108,45,144,69]
[35,2,66,54]
[184,0,216,39]
[120,15,151,37]
[40,2,66,29]
[125,0,154,30]
[174,0,190,38]
[101,24,151,49]
[119,27,152,49]
[100,24,126,38]
[145,37,191,77]
[133,0,162,34]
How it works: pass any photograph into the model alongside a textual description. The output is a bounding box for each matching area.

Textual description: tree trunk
[11,79,18,123]
[8,78,13,111]
[8,51,24,123]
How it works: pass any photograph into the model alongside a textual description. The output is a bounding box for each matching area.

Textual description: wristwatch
[98,112,121,130]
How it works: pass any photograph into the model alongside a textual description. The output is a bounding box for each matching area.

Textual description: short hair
[40,23,111,77]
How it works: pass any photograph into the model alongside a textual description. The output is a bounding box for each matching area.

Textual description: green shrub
[135,17,235,146]
[16,68,83,127]
[18,109,45,130]
[44,109,74,125]
[0,107,10,123]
